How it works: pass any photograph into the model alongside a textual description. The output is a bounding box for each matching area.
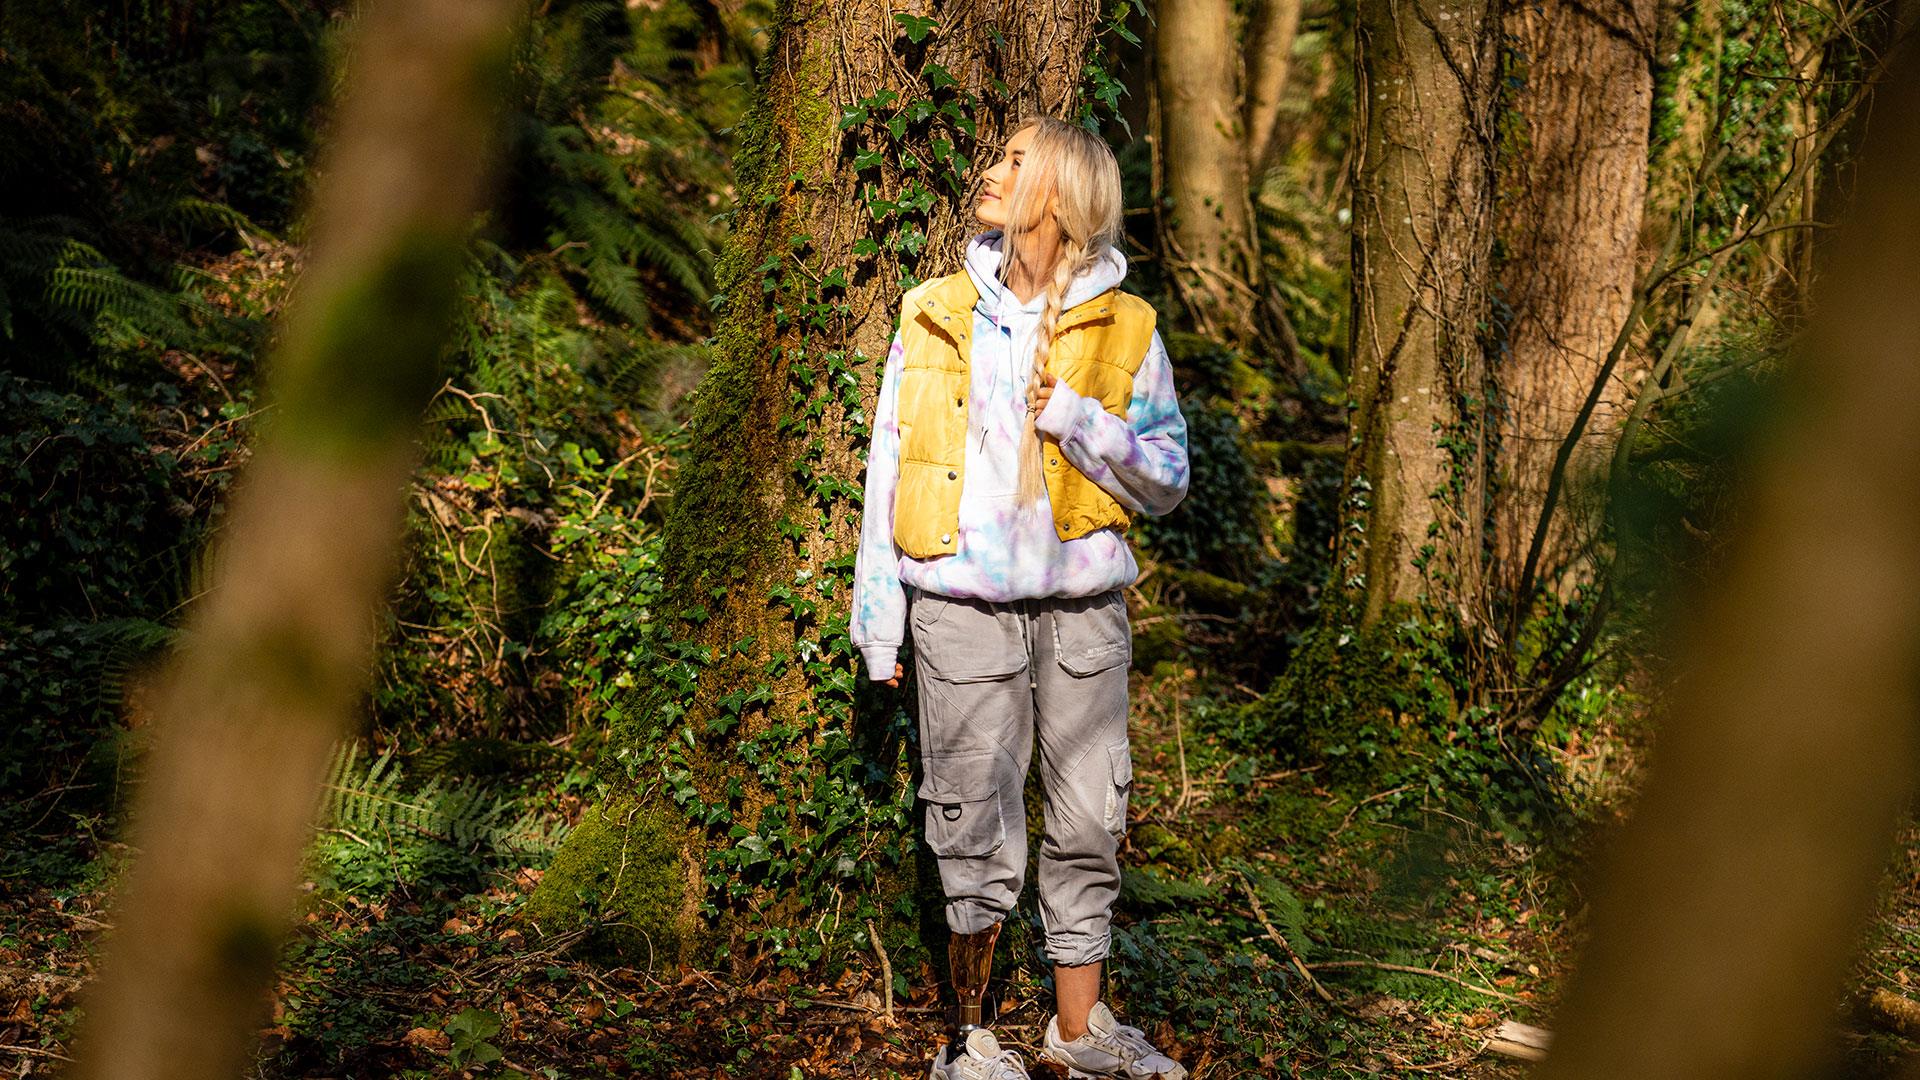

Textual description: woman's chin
[974,205,1005,227]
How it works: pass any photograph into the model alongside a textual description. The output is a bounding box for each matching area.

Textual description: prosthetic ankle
[947,921,1002,1043]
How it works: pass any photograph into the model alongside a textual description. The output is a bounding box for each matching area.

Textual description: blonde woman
[851,118,1191,1080]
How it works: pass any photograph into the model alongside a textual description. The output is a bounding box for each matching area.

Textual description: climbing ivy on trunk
[527,0,1123,971]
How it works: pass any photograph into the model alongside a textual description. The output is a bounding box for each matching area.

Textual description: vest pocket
[1053,590,1131,676]
[910,591,1027,682]
[918,750,1007,858]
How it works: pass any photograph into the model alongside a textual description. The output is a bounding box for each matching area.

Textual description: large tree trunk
[66,2,519,1077]
[1155,0,1272,358]
[1487,0,1657,598]
[1341,0,1501,623]
[528,0,1103,968]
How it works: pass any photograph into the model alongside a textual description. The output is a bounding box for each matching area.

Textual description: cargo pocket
[918,750,1007,858]
[911,591,1027,683]
[1103,741,1133,838]
[1054,591,1131,677]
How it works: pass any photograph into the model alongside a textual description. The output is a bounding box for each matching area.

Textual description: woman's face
[975,124,1036,228]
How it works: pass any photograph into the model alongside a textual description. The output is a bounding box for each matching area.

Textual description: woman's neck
[1004,231,1062,305]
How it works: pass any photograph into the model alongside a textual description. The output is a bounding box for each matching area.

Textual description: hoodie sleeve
[1035,328,1190,516]
[849,332,908,681]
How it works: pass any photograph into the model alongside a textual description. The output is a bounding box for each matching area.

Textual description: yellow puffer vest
[892,270,1157,560]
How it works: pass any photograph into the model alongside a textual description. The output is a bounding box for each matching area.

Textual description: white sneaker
[930,1027,1030,1080]
[1040,1002,1189,1079]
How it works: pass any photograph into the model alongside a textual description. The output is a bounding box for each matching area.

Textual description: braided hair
[998,117,1124,508]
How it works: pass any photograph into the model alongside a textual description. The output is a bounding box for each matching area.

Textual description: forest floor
[5,668,1920,1079]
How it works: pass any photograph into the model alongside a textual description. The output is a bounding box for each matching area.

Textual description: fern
[318,742,568,862]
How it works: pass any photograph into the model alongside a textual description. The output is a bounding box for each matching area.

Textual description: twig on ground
[0,1044,73,1062]
[747,994,939,1016]
[1305,960,1527,1005]
[1235,871,1334,1003]
[867,918,895,1024]
[1173,675,1192,815]
[1330,786,1411,838]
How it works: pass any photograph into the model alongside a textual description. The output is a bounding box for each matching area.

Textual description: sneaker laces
[976,1049,1029,1080]
[1087,1020,1161,1063]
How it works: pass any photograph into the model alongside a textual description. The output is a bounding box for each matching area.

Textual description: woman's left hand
[1030,369,1057,415]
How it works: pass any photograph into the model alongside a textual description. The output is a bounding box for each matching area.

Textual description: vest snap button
[947,470,957,480]
[940,533,952,545]
[1050,458,1059,466]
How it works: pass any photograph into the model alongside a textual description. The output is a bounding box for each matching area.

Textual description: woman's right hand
[882,662,904,688]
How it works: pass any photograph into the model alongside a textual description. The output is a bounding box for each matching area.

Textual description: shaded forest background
[5,0,1920,1077]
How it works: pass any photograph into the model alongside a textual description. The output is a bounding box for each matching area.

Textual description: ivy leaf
[852,148,885,171]
[893,12,938,42]
[923,63,958,91]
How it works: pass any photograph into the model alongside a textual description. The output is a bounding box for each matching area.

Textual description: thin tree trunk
[65,3,520,1078]
[1488,0,1656,598]
[1246,0,1305,176]
[1342,0,1501,622]
[528,0,1104,967]
[1534,44,1920,1080]
[1156,0,1267,352]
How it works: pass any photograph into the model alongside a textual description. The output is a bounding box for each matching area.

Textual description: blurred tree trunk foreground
[526,0,1105,966]
[66,3,522,1079]
[1535,39,1920,1080]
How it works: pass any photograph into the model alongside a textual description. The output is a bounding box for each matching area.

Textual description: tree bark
[1341,0,1501,622]
[528,0,1103,968]
[65,2,519,1078]
[1535,43,1920,1080]
[1487,0,1656,598]
[1155,0,1268,354]
[1246,0,1305,176]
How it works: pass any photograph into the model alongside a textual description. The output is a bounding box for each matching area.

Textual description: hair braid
[994,115,1125,509]
[1017,236,1091,507]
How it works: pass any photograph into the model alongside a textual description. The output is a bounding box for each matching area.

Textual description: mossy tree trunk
[1340,0,1501,623]
[529,0,1104,969]
[1486,0,1657,598]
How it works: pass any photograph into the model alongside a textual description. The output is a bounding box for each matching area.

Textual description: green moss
[522,792,688,966]
[1240,612,1451,776]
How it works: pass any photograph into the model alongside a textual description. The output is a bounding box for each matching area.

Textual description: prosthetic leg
[945,921,1002,1056]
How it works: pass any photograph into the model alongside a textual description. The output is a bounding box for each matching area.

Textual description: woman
[851,117,1191,1080]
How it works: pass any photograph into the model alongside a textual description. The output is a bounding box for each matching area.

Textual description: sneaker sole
[1042,1063,1186,1080]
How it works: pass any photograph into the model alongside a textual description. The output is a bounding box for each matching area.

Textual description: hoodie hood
[962,229,1128,319]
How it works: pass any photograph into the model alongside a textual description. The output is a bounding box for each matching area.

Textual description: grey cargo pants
[909,587,1134,967]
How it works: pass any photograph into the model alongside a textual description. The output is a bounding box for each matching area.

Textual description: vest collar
[917,271,1121,338]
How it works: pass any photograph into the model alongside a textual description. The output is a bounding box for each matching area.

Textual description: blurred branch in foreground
[65,2,523,1079]
[1534,30,1920,1080]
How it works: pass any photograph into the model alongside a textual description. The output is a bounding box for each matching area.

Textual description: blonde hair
[999,116,1123,507]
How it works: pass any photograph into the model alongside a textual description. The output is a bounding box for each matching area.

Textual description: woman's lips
[980,191,999,201]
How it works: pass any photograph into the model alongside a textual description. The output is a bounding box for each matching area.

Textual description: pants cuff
[947,900,1009,936]
[1046,930,1110,967]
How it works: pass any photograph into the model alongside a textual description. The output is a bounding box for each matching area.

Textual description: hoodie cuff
[860,645,901,682]
[1036,378,1093,443]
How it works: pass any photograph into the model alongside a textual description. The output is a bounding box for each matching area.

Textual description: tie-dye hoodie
[849,230,1190,681]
